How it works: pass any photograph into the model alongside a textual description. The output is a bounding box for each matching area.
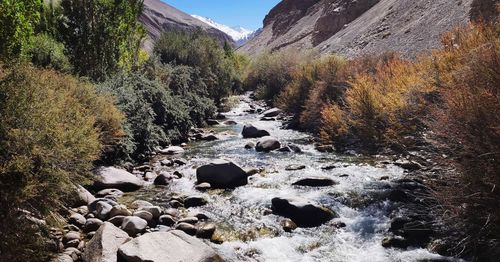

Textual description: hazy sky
[163,0,281,30]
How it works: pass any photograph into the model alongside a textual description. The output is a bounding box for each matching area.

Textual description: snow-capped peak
[191,15,256,44]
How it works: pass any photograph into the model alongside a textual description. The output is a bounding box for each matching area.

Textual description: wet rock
[84,218,103,233]
[315,144,335,153]
[288,144,302,153]
[68,213,86,228]
[206,119,220,126]
[260,116,276,121]
[184,196,208,208]
[271,197,336,227]
[109,204,132,218]
[333,221,347,228]
[51,254,73,262]
[285,165,306,171]
[224,120,238,125]
[138,206,162,219]
[242,124,270,138]
[256,136,281,152]
[96,188,124,199]
[394,160,422,171]
[178,217,199,225]
[175,222,197,236]
[282,219,297,232]
[158,215,175,226]
[144,171,156,181]
[192,213,210,221]
[277,146,292,152]
[244,141,256,149]
[93,167,144,192]
[169,200,183,208]
[164,208,179,218]
[82,222,130,262]
[118,231,222,262]
[195,182,211,191]
[388,189,410,202]
[121,216,148,236]
[321,165,337,170]
[196,223,216,239]
[158,146,185,155]
[160,159,174,166]
[246,168,261,176]
[382,236,410,249]
[200,134,219,141]
[292,177,337,187]
[196,159,248,188]
[153,173,173,186]
[215,113,226,120]
[261,108,282,117]
[174,159,187,166]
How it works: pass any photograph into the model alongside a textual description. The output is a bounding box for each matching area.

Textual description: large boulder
[82,222,130,262]
[241,124,270,138]
[196,160,248,188]
[93,167,144,192]
[255,136,281,152]
[118,231,223,262]
[261,108,281,117]
[271,197,336,227]
[73,185,96,207]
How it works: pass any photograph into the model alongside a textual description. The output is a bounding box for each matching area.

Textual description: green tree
[0,0,42,60]
[60,0,145,81]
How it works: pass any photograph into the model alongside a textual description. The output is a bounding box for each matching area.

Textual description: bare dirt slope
[239,0,492,58]
[140,0,233,51]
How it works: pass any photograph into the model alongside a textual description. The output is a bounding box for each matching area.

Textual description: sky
[162,0,281,30]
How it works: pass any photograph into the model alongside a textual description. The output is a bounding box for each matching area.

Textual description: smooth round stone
[133,210,154,222]
[196,223,216,239]
[138,206,162,219]
[121,216,148,236]
[110,204,132,218]
[184,196,207,208]
[158,215,175,226]
[130,200,153,209]
[68,213,86,228]
[178,217,198,225]
[195,183,211,191]
[84,218,103,233]
[175,223,197,236]
[108,215,126,227]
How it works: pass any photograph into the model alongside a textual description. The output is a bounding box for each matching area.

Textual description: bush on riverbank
[0,64,123,261]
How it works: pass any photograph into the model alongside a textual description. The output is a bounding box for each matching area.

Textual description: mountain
[191,15,258,46]
[139,0,234,51]
[239,0,495,58]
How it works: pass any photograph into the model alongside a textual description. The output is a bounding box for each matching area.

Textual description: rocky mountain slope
[239,0,494,58]
[140,0,233,51]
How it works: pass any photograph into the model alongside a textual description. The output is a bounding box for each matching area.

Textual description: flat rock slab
[93,167,144,192]
[292,177,337,187]
[118,230,223,262]
[271,197,336,227]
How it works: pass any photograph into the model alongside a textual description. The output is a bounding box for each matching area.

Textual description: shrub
[319,104,348,143]
[28,33,72,72]
[0,63,123,261]
[98,72,194,161]
[244,49,314,103]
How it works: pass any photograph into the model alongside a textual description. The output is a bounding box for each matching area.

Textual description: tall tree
[60,0,145,81]
[0,0,42,60]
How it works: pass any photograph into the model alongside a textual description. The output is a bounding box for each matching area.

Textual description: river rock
[271,197,336,227]
[196,159,248,188]
[184,196,208,208]
[261,108,282,117]
[158,146,185,155]
[196,223,216,239]
[175,223,197,235]
[108,216,126,227]
[51,254,73,262]
[224,120,237,125]
[130,200,153,209]
[394,160,422,171]
[201,134,219,141]
[95,201,113,220]
[244,141,256,149]
[315,144,335,153]
[118,231,222,262]
[206,119,220,126]
[74,185,96,207]
[68,213,86,228]
[63,231,81,244]
[96,188,124,199]
[255,136,281,152]
[195,182,211,191]
[178,217,199,225]
[133,211,154,223]
[138,206,162,219]
[121,216,148,236]
[292,177,337,187]
[153,173,173,186]
[93,167,144,192]
[84,218,104,233]
[242,124,270,138]
[82,222,130,262]
[109,204,132,218]
[158,215,175,226]
[282,219,297,232]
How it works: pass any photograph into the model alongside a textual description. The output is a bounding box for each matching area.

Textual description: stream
[125,95,454,262]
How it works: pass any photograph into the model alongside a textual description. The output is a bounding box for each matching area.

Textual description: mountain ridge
[191,15,258,46]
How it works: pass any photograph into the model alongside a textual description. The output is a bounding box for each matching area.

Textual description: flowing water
[127,95,456,262]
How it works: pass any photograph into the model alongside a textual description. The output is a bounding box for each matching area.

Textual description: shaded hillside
[140,0,233,51]
[239,0,493,58]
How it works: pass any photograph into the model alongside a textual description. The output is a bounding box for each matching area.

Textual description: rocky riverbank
[48,95,457,262]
